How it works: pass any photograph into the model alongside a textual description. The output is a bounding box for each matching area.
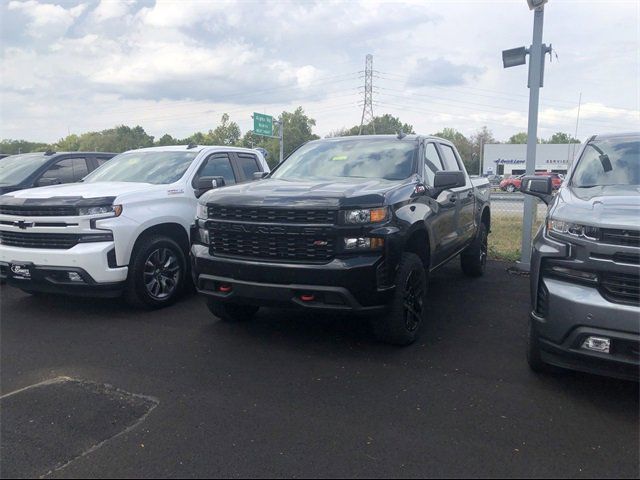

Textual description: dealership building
[482,143,582,177]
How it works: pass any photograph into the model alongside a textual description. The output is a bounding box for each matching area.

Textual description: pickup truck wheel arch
[402,226,431,272]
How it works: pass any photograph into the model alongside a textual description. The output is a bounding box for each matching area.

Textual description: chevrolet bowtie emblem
[14,220,33,230]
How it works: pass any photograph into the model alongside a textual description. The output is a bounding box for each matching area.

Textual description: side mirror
[433,170,465,194]
[37,177,61,187]
[521,176,553,204]
[195,176,225,198]
[253,171,268,180]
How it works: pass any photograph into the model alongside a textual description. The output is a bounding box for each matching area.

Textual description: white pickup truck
[0,145,269,308]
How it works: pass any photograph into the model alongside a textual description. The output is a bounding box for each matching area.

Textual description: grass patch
[489,215,543,262]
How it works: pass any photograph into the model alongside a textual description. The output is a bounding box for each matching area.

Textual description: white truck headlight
[78,205,122,217]
[343,207,388,225]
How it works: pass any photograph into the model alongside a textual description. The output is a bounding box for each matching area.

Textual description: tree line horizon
[1,107,580,171]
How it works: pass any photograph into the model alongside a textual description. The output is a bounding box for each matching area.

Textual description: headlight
[196,203,208,220]
[343,207,388,225]
[547,218,599,240]
[78,205,122,217]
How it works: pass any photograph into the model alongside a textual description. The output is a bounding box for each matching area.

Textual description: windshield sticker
[331,155,348,161]
[167,188,184,195]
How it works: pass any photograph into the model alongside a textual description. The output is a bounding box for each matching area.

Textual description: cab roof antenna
[397,130,407,140]
[187,143,198,149]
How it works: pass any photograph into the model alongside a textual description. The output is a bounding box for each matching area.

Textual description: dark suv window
[40,158,88,183]
[195,153,236,186]
[236,153,261,180]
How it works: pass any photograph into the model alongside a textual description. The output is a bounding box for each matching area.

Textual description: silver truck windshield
[271,138,417,181]
[0,153,49,185]
[84,151,198,185]
[572,138,640,187]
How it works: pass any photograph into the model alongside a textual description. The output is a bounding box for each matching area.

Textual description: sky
[1,0,639,144]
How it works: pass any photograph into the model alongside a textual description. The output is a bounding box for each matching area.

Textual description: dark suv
[0,151,116,195]
[521,132,639,381]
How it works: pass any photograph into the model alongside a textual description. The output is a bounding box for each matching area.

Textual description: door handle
[448,194,457,203]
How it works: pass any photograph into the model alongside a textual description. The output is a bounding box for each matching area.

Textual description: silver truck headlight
[547,218,599,240]
[196,203,208,220]
[343,207,388,225]
[78,205,122,217]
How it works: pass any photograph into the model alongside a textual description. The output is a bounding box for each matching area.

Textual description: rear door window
[235,153,261,181]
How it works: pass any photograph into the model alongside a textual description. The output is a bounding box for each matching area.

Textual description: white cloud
[7,0,86,38]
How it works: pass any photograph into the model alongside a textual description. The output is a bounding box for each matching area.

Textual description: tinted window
[41,158,88,183]
[440,144,461,171]
[84,151,197,184]
[95,157,112,166]
[197,154,236,185]
[272,138,417,181]
[572,138,640,187]
[424,143,443,185]
[236,154,261,180]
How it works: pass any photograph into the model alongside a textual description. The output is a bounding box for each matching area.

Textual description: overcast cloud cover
[1,0,638,143]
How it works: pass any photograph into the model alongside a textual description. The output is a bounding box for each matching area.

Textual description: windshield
[84,151,198,184]
[0,153,49,185]
[271,138,417,181]
[572,137,639,187]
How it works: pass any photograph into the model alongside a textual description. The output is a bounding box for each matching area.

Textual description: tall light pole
[502,0,552,271]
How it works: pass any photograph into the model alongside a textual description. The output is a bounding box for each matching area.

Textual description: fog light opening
[218,283,233,293]
[67,272,84,283]
[582,336,611,354]
[300,293,315,302]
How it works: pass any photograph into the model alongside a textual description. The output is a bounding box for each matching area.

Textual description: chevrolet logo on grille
[13,220,33,230]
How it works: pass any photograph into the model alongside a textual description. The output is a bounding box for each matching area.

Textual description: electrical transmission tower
[358,54,375,135]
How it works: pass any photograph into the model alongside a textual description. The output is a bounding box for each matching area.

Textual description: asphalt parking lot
[1,260,638,479]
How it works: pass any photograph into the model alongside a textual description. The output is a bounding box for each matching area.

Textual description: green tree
[206,113,241,146]
[156,134,179,146]
[545,131,580,144]
[507,132,528,144]
[433,128,473,167]
[469,126,496,175]
[280,106,320,159]
[55,134,80,151]
[75,125,154,152]
[0,139,50,154]
[328,114,415,137]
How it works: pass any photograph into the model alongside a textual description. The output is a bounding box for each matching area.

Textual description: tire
[125,234,186,309]
[206,299,259,322]
[460,223,488,277]
[372,252,427,346]
[506,184,516,193]
[526,317,548,373]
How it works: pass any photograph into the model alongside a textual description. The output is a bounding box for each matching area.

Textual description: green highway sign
[253,112,274,137]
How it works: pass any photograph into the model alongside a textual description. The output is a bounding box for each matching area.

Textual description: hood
[551,185,640,230]
[2,182,156,200]
[201,177,410,209]
[0,185,22,195]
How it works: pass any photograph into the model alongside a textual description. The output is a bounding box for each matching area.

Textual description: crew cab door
[190,150,265,196]
[438,143,476,249]
[422,142,459,266]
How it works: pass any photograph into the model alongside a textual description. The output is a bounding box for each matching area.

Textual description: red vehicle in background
[500,172,563,192]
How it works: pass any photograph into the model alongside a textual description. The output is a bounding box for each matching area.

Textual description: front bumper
[190,244,393,311]
[530,228,640,381]
[0,242,128,297]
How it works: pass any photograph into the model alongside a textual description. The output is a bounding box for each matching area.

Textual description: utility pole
[359,54,375,135]
[277,118,284,163]
[502,0,552,271]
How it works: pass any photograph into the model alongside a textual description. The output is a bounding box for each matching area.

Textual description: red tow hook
[300,293,315,302]
[219,284,233,293]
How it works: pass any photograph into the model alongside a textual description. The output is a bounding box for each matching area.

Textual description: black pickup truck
[191,135,491,345]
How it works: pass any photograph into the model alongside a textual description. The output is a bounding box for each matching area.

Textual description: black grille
[0,205,77,217]
[210,231,334,262]
[600,272,640,306]
[0,231,79,249]
[601,229,640,248]
[208,206,337,224]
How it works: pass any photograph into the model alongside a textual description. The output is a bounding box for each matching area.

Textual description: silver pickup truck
[521,132,639,381]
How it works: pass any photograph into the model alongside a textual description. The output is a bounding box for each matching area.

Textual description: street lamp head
[527,0,548,10]
[502,47,528,68]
